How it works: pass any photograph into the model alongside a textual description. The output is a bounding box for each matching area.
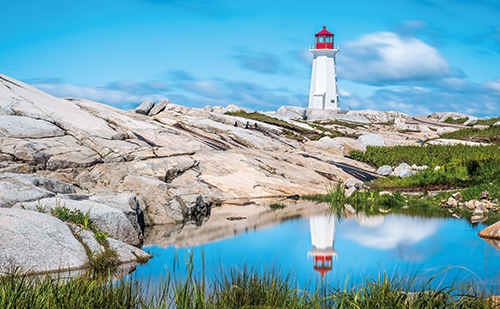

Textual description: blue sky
[1,0,499,117]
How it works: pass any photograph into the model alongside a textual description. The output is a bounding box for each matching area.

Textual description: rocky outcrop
[0,208,151,275]
[134,100,155,115]
[357,133,387,147]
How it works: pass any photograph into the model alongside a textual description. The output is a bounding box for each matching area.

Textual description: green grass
[269,203,286,210]
[2,262,498,309]
[444,117,469,124]
[225,110,346,141]
[350,144,500,168]
[477,117,500,126]
[440,126,500,145]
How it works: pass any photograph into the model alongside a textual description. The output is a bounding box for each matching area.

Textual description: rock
[493,121,500,127]
[212,106,227,114]
[304,137,344,156]
[226,104,254,114]
[0,115,64,138]
[471,215,487,224]
[478,220,500,239]
[398,167,416,178]
[148,99,169,116]
[345,177,364,189]
[107,238,151,264]
[452,192,463,201]
[14,197,141,246]
[276,106,306,120]
[464,118,478,126]
[134,100,155,115]
[377,165,392,176]
[446,197,458,208]
[0,208,89,274]
[203,105,213,112]
[332,137,366,156]
[452,213,461,219]
[480,190,491,200]
[395,123,420,132]
[0,173,63,208]
[357,133,386,147]
[379,191,393,196]
[434,166,441,171]
[345,187,357,198]
[344,204,356,213]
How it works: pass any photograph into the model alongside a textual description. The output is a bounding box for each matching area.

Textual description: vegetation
[444,117,469,124]
[269,203,286,210]
[477,117,500,126]
[225,110,347,141]
[440,126,500,145]
[2,262,499,309]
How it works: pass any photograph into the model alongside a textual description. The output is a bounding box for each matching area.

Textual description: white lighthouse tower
[308,26,340,110]
[308,215,338,278]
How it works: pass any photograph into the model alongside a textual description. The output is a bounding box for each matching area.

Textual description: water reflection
[309,215,337,277]
[134,202,500,290]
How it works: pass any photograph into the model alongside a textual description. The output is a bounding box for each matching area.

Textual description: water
[132,204,500,291]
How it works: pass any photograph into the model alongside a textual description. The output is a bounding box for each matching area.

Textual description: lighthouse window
[326,37,331,43]
[319,36,325,43]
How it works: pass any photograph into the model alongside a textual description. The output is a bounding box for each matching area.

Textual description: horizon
[1,0,499,117]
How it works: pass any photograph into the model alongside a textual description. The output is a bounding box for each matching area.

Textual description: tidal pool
[132,203,500,291]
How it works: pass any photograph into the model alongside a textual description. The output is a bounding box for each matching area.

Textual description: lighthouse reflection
[308,215,338,277]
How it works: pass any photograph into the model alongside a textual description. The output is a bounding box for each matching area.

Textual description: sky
[1,0,500,117]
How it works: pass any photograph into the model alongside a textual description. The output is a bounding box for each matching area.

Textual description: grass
[477,117,500,126]
[440,125,500,145]
[269,203,286,210]
[444,117,469,124]
[2,260,499,309]
[225,110,346,141]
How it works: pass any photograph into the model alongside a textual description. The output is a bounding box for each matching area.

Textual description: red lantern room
[315,26,334,49]
[313,255,333,278]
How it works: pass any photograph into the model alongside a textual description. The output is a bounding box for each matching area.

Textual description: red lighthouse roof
[315,26,333,36]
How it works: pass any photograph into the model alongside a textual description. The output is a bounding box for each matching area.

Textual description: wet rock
[134,100,155,115]
[478,220,500,239]
[480,190,491,200]
[376,165,392,176]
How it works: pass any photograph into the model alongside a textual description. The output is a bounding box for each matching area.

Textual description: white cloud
[338,32,451,85]
[345,215,440,250]
[483,78,500,93]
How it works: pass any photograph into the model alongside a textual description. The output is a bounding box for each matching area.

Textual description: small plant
[93,230,109,245]
[269,203,286,210]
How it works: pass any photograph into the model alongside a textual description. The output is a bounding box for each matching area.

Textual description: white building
[308,26,341,111]
[308,215,338,277]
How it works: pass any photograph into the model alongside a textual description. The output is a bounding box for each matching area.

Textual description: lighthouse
[308,26,340,111]
[308,215,338,278]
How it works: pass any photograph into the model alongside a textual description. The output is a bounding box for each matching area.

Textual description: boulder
[357,133,386,147]
[345,177,364,189]
[304,108,335,122]
[276,106,306,120]
[148,99,170,116]
[452,192,463,201]
[480,190,491,200]
[0,173,64,207]
[13,197,141,246]
[493,121,500,127]
[333,137,366,156]
[395,123,420,132]
[464,118,478,126]
[226,104,254,114]
[304,136,344,156]
[134,100,155,115]
[479,221,500,239]
[344,187,357,198]
[0,208,88,274]
[212,106,227,114]
[377,165,392,176]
